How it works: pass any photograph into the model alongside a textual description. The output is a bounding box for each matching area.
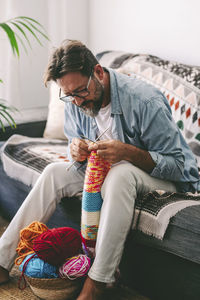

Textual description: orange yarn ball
[15,221,48,266]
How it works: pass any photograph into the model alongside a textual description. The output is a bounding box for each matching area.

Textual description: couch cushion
[43,82,67,140]
[134,204,200,265]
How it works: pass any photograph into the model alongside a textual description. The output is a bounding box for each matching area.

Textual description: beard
[80,77,104,117]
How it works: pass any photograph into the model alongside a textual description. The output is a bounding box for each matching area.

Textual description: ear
[93,64,104,80]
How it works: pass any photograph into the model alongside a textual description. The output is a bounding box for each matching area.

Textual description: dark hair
[44,39,98,86]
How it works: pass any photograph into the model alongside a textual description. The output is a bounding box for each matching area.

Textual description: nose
[73,97,85,107]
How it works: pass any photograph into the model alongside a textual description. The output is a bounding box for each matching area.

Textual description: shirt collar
[106,68,123,115]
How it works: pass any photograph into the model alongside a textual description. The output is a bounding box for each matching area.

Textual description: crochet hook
[66,126,110,171]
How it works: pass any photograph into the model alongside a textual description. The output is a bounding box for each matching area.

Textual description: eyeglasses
[59,74,92,103]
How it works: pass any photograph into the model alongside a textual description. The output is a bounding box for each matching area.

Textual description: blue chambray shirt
[64,68,200,193]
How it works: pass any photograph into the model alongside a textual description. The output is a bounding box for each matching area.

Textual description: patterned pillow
[98,51,200,170]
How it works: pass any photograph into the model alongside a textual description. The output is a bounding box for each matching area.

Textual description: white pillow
[43,82,67,140]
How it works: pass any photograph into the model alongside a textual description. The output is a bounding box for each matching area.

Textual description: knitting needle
[95,127,109,141]
[80,126,109,143]
[66,159,77,171]
[80,135,97,144]
[66,126,110,171]
[66,137,96,171]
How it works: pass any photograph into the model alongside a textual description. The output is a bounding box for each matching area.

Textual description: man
[0,40,199,300]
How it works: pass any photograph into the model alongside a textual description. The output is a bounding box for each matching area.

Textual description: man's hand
[88,139,156,173]
[70,138,90,162]
[88,140,125,164]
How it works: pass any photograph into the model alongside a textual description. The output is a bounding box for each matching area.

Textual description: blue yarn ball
[19,253,59,278]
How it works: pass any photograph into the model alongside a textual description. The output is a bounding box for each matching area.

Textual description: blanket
[1,134,68,187]
[133,190,200,239]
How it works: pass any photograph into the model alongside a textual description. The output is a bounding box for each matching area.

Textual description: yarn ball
[19,253,58,278]
[33,227,82,266]
[59,255,91,280]
[15,221,48,266]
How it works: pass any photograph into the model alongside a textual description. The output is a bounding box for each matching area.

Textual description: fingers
[88,140,108,151]
[88,140,112,161]
[70,138,90,162]
[70,138,123,164]
[88,140,124,164]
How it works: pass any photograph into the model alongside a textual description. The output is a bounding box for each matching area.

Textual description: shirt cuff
[149,151,166,179]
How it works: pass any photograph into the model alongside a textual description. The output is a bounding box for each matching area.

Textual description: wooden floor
[0,215,150,300]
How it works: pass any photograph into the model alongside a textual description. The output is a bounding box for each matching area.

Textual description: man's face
[57,71,104,117]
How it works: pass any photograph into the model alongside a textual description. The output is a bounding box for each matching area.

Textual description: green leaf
[0,23,19,56]
[18,16,44,28]
[0,118,5,132]
[10,21,32,50]
[0,100,18,113]
[0,16,49,131]
[15,32,28,54]
[1,16,49,58]
[15,20,43,46]
[0,101,11,111]
[2,109,17,128]
[0,101,17,128]
[0,110,16,129]
[24,19,49,41]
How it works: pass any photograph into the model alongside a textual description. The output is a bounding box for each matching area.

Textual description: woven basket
[24,275,83,300]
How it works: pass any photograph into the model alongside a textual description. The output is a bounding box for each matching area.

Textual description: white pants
[0,161,176,283]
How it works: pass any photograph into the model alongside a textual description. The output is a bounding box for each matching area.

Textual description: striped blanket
[133,190,200,239]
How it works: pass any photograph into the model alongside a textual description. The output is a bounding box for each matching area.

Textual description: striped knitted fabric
[81,150,111,248]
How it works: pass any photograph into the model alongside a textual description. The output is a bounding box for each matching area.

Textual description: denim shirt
[64,68,200,193]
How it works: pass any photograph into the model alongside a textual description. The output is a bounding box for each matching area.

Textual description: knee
[42,162,59,177]
[40,162,65,186]
[102,162,137,196]
[105,162,137,186]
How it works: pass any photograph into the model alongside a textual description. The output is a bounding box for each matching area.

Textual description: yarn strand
[15,221,48,266]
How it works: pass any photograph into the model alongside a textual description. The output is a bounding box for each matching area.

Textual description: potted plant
[0,16,49,131]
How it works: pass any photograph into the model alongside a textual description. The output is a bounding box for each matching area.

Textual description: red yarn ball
[33,227,82,266]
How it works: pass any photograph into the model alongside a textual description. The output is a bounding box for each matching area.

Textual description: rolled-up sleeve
[140,97,185,181]
[149,150,184,180]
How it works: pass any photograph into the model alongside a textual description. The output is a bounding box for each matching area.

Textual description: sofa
[0,50,200,300]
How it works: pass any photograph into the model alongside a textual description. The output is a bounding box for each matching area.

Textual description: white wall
[89,0,200,65]
[0,0,89,114]
[1,0,200,120]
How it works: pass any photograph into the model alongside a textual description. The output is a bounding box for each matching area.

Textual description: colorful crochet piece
[81,150,111,248]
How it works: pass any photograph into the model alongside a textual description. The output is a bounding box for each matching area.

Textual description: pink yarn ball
[59,254,91,280]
